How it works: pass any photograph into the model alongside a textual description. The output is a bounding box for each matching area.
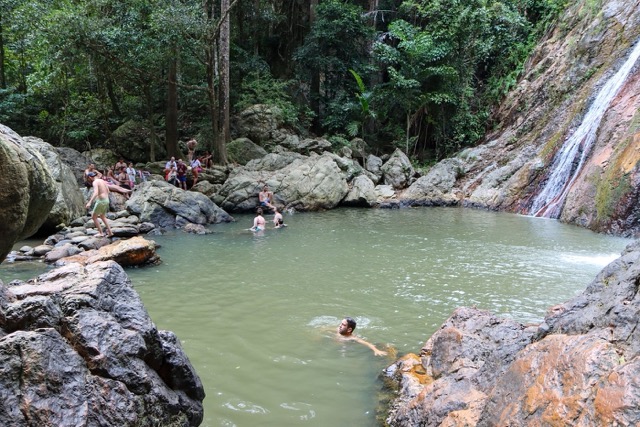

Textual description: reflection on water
[0,207,632,426]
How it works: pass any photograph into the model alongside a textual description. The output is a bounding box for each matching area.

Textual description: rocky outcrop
[0,125,57,263]
[23,137,86,234]
[396,0,640,237]
[0,260,204,426]
[214,152,349,212]
[384,240,640,426]
[126,180,234,228]
[54,236,159,267]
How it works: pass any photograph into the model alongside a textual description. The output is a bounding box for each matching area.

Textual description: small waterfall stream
[529,40,640,218]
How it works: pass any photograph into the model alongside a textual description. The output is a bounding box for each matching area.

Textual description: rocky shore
[383,240,640,426]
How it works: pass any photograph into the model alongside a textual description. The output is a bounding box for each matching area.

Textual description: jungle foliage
[0,0,567,162]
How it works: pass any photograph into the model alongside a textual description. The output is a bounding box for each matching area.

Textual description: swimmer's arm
[352,336,387,356]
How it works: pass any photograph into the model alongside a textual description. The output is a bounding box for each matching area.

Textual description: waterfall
[529,40,640,218]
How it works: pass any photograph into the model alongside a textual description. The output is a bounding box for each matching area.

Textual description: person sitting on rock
[125,163,137,188]
[164,157,177,180]
[114,157,127,172]
[337,317,387,356]
[84,164,103,188]
[259,184,275,211]
[117,166,130,189]
[190,156,202,188]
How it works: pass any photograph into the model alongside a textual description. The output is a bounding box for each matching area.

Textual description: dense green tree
[0,0,568,165]
[294,0,374,134]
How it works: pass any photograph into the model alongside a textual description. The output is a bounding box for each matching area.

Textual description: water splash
[529,40,640,218]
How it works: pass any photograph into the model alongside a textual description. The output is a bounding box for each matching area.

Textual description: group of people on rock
[84,158,149,193]
[163,138,213,190]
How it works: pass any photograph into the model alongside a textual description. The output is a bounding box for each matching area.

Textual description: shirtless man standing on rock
[85,172,113,237]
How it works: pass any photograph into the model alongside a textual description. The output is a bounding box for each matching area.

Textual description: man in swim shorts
[85,173,113,237]
[259,184,275,210]
[337,317,387,356]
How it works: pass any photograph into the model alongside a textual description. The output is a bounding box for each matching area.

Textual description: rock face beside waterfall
[398,0,640,237]
[0,261,204,426]
[384,240,640,426]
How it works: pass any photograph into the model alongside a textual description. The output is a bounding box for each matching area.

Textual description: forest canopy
[0,0,567,163]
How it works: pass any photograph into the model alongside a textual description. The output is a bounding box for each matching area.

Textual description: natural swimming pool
[2,207,632,426]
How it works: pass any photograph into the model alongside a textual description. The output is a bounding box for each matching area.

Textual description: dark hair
[345,317,356,331]
[257,208,263,215]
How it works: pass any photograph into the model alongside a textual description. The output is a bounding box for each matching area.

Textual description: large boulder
[0,125,57,262]
[108,120,165,163]
[23,137,86,234]
[126,180,233,228]
[342,175,376,207]
[227,137,268,165]
[384,241,640,426]
[214,152,349,212]
[54,146,93,185]
[399,158,465,206]
[234,104,284,145]
[381,149,415,190]
[55,236,160,267]
[0,260,204,426]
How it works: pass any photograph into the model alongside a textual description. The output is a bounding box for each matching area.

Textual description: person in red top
[176,159,188,190]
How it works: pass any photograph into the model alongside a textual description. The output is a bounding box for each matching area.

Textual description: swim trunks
[92,198,109,216]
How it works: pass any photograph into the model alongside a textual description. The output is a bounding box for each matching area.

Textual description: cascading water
[529,40,640,218]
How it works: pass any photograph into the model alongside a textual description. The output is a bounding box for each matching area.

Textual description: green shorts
[92,198,109,216]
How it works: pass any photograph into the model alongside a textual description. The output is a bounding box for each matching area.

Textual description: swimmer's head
[338,317,356,336]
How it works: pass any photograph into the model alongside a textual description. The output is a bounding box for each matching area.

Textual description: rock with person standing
[0,260,204,426]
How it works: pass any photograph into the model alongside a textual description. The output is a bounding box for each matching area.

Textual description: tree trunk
[0,17,6,89]
[218,0,230,164]
[309,0,321,133]
[165,49,179,159]
[144,85,158,162]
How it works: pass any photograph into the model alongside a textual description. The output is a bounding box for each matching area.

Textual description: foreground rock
[0,261,204,426]
[384,241,640,426]
[0,124,57,263]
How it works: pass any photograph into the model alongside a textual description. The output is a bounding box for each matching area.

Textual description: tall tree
[219,0,231,163]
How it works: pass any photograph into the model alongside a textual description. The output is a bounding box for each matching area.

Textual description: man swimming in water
[337,317,387,356]
[85,173,113,237]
